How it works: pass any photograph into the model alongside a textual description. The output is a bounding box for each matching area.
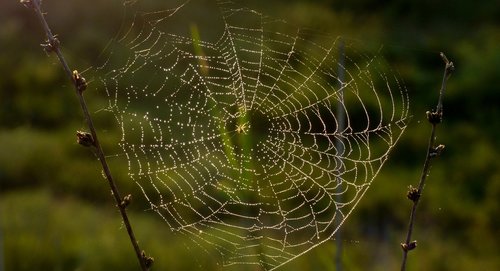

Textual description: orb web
[95,0,410,269]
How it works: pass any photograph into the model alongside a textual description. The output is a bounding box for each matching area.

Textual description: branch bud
[429,144,445,158]
[72,70,87,93]
[141,251,154,269]
[401,240,417,251]
[120,194,132,208]
[20,0,34,9]
[41,37,60,54]
[76,131,94,147]
[406,185,420,202]
[426,110,442,124]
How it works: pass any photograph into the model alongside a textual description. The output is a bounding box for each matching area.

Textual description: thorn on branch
[401,241,417,252]
[120,194,132,208]
[141,251,154,269]
[429,144,445,158]
[76,131,94,147]
[72,70,88,93]
[426,109,442,124]
[406,186,420,202]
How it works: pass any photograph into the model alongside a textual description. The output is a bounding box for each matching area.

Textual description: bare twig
[400,53,454,271]
[20,0,152,270]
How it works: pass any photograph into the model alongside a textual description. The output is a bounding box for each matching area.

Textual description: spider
[235,122,250,134]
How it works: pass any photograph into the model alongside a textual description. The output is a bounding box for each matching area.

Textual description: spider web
[95,0,410,269]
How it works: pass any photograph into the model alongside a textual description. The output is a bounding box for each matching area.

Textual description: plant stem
[400,53,454,271]
[21,0,150,270]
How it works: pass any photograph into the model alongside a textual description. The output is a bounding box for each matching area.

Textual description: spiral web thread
[96,0,410,269]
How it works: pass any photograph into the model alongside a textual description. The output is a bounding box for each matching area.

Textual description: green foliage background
[0,0,498,270]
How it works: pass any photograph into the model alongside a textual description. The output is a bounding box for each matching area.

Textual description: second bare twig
[400,53,454,271]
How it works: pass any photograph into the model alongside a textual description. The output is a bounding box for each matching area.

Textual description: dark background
[0,0,499,270]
